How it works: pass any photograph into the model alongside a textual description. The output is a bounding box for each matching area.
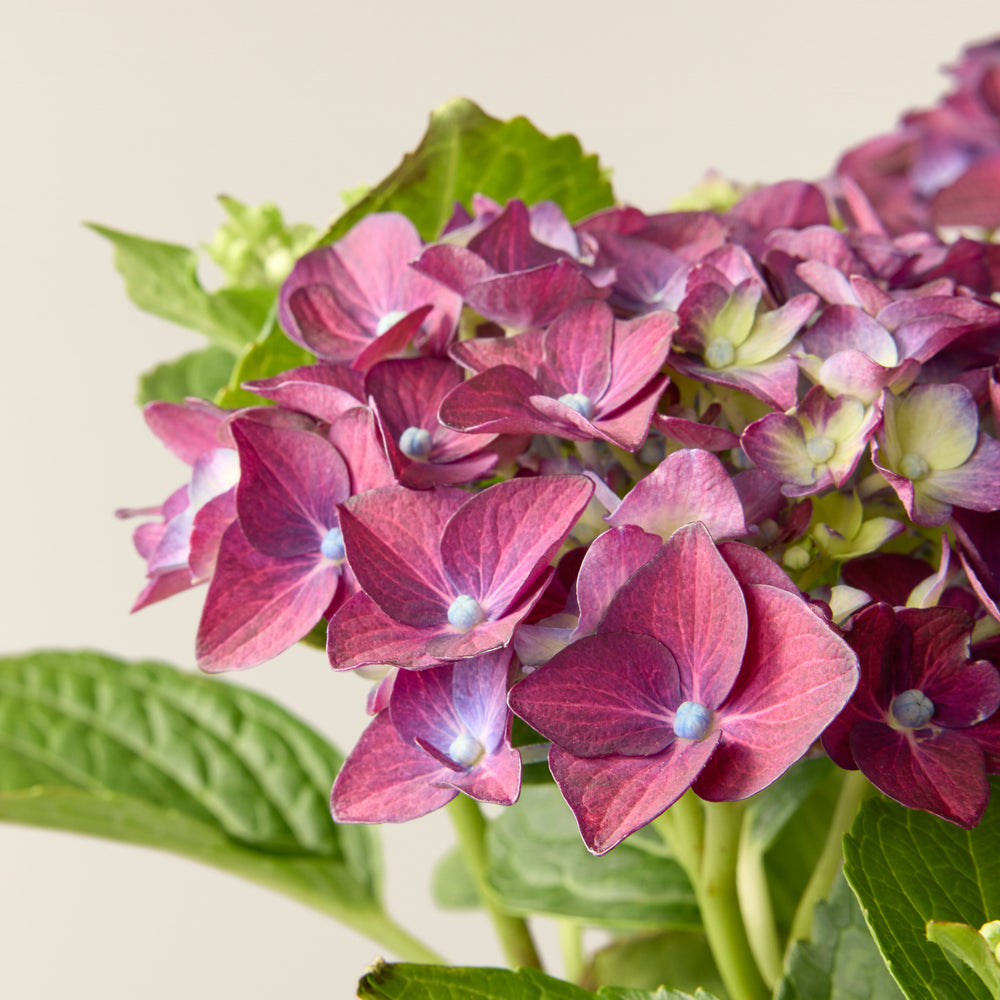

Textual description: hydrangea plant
[10,41,1000,1000]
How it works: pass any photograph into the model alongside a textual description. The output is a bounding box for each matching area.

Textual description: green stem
[785,769,870,955]
[350,908,448,964]
[558,919,585,985]
[736,825,783,988]
[609,444,647,482]
[657,796,768,1000]
[447,795,543,970]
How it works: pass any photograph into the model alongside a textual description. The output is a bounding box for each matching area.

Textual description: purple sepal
[196,523,341,672]
[330,712,458,823]
[548,736,721,855]
[607,449,748,541]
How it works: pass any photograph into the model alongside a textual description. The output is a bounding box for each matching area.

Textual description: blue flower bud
[673,700,712,741]
[890,688,934,728]
[448,732,484,767]
[399,426,433,460]
[320,527,346,562]
[447,594,485,632]
[557,392,595,420]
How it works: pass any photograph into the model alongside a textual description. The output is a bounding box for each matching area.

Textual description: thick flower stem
[657,795,769,1000]
[736,824,783,988]
[785,768,870,956]
[447,795,544,971]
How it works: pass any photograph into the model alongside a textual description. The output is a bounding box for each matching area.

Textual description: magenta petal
[441,476,594,612]
[188,487,237,582]
[850,722,989,828]
[574,525,662,638]
[549,735,721,855]
[608,450,747,541]
[233,419,350,557]
[439,365,550,435]
[326,592,448,671]
[339,486,467,624]
[695,584,858,801]
[243,363,365,424]
[509,632,680,756]
[144,399,228,464]
[597,311,678,414]
[444,745,521,806]
[601,523,747,707]
[330,712,457,823]
[541,301,614,402]
[327,407,396,494]
[196,523,338,672]
[351,304,434,372]
[717,541,801,596]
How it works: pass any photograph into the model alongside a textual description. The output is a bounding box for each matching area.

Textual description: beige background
[3,1,998,996]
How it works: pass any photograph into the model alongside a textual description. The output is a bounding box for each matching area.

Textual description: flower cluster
[122,38,1000,853]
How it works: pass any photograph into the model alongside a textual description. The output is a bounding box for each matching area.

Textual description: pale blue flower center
[557,392,595,419]
[448,732,484,768]
[900,452,930,481]
[375,309,408,336]
[806,435,836,464]
[399,425,433,460]
[447,594,485,631]
[890,688,934,728]
[704,338,735,370]
[320,527,346,562]
[673,701,712,741]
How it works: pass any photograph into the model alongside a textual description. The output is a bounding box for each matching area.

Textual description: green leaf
[214,310,315,409]
[0,650,384,934]
[763,762,844,934]
[843,779,1000,1000]
[322,98,615,244]
[926,922,1000,999]
[356,962,721,1000]
[137,344,238,405]
[588,930,724,996]
[745,757,834,853]
[776,873,904,1000]
[487,786,698,929]
[432,844,480,910]
[357,961,595,1000]
[207,195,317,288]
[90,223,274,353]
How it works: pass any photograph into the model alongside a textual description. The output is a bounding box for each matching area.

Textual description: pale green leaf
[487,786,698,929]
[90,223,273,353]
[137,344,237,405]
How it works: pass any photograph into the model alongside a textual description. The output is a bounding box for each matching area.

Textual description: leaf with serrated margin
[357,962,595,1000]
[776,873,903,1000]
[843,777,1000,1000]
[486,785,698,929]
[90,223,273,353]
[137,345,237,405]
[0,651,383,935]
[322,98,615,244]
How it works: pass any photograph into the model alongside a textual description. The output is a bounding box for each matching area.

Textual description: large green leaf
[486,785,698,929]
[321,98,615,244]
[90,223,273,353]
[843,779,1000,1000]
[137,344,237,405]
[776,873,903,1000]
[356,962,717,1000]
[0,651,386,937]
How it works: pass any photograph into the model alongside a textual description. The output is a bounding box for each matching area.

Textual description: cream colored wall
[3,1,997,995]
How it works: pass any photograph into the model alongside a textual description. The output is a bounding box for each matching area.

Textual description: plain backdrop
[3,1,998,996]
